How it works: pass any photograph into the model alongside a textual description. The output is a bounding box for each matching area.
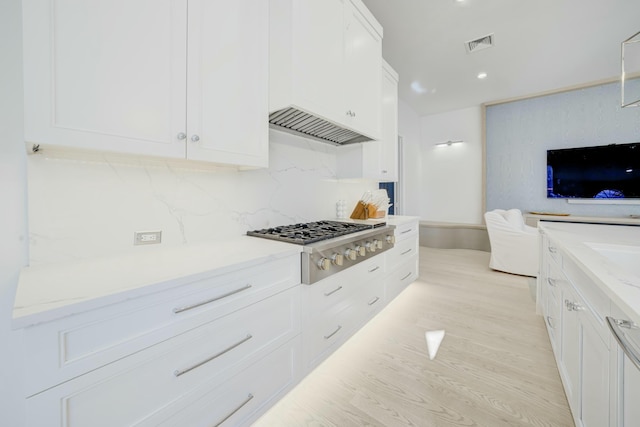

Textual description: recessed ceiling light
[410,81,428,94]
[477,72,488,79]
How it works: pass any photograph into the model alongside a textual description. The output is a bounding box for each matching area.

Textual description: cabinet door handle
[607,317,640,371]
[177,132,186,140]
[381,170,388,174]
[401,272,412,281]
[401,248,413,256]
[400,229,413,234]
[324,286,343,297]
[324,325,342,340]
[173,284,252,314]
[548,246,557,254]
[213,393,254,427]
[368,266,380,273]
[174,334,253,377]
[368,296,380,306]
[547,278,557,287]
[190,134,200,142]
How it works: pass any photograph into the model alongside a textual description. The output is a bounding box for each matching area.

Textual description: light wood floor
[254,248,574,427]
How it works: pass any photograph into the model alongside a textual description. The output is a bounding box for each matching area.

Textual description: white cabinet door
[377,63,399,181]
[343,0,381,139]
[186,0,268,168]
[23,0,269,168]
[23,0,188,158]
[620,353,640,426]
[560,285,581,416]
[581,319,610,427]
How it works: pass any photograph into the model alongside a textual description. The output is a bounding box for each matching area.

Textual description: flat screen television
[547,142,640,199]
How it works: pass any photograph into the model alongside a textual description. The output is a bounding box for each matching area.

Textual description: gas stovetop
[246,220,377,245]
[247,220,395,285]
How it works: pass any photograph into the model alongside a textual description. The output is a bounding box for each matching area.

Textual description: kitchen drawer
[546,238,563,268]
[354,278,385,322]
[546,258,566,302]
[386,236,418,272]
[302,254,385,318]
[386,255,418,302]
[545,286,562,359]
[303,304,359,370]
[25,287,301,427]
[394,220,419,241]
[23,255,300,397]
[139,337,301,427]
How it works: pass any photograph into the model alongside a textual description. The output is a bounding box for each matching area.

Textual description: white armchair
[484,208,539,277]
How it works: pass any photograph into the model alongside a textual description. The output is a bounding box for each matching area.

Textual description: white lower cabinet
[22,256,302,427]
[301,255,385,371]
[384,218,419,303]
[539,230,613,427]
[609,305,640,427]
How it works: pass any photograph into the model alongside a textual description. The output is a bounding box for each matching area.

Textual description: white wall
[27,131,377,265]
[420,106,483,224]
[397,99,422,216]
[0,0,28,424]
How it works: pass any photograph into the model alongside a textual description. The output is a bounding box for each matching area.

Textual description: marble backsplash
[27,130,377,266]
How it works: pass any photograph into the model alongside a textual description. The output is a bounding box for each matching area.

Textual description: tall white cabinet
[337,60,399,181]
[22,0,268,168]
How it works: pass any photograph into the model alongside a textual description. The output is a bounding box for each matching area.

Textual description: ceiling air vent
[465,33,494,53]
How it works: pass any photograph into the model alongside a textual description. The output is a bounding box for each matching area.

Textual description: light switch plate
[134,230,162,245]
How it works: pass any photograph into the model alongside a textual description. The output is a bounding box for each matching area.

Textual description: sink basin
[585,243,640,278]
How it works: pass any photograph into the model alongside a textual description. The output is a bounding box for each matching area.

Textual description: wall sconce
[434,139,464,147]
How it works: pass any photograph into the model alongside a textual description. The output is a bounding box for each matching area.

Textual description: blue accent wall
[486,80,640,217]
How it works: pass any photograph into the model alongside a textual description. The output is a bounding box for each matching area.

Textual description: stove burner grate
[247,220,373,244]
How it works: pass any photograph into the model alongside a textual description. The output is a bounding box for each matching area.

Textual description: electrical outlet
[134,230,162,246]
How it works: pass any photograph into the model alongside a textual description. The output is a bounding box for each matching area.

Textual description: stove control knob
[317,258,331,270]
[365,241,376,253]
[374,239,383,250]
[344,248,357,261]
[355,245,366,257]
[385,235,396,244]
[331,253,344,266]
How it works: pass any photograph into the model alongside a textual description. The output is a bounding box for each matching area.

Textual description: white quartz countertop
[539,221,640,325]
[13,237,302,329]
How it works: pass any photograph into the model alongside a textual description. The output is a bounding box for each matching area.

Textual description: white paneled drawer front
[23,255,300,397]
[386,236,419,272]
[355,277,385,321]
[303,303,360,369]
[25,287,301,427]
[394,221,418,241]
[386,255,418,302]
[303,254,385,317]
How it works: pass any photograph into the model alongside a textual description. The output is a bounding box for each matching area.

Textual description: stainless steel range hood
[269,107,374,146]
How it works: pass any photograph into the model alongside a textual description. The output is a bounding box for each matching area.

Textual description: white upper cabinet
[342,0,383,139]
[22,0,268,168]
[269,0,382,141]
[337,60,399,181]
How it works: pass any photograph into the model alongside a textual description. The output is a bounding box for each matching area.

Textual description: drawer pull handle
[546,316,555,329]
[324,325,342,340]
[547,278,557,287]
[174,334,253,377]
[401,248,413,255]
[368,296,380,306]
[401,272,412,281]
[368,266,380,273]
[400,229,413,234]
[607,317,640,371]
[173,284,252,314]
[324,286,343,297]
[213,393,254,427]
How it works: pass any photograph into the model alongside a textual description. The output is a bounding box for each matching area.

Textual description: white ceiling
[361,0,640,116]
